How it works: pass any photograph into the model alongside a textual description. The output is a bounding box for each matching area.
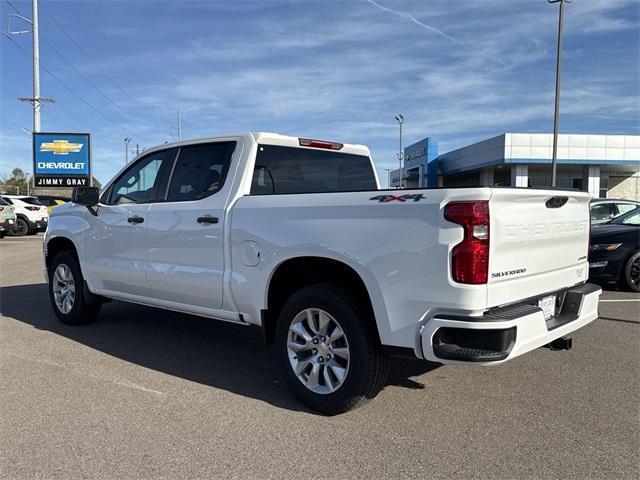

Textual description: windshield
[609,207,640,226]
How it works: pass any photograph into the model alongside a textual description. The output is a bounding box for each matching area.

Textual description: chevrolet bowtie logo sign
[33,132,91,188]
[40,140,84,155]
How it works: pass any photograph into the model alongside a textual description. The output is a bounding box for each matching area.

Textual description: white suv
[0,195,49,236]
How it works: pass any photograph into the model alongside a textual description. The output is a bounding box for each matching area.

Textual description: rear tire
[12,218,28,237]
[276,283,389,415]
[48,250,100,325]
[623,251,640,293]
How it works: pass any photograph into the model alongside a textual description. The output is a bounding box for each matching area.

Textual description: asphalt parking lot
[1,235,638,479]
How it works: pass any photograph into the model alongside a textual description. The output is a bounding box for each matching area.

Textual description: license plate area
[538,295,557,320]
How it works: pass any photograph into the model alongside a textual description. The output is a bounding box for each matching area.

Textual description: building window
[494,169,510,186]
[528,177,549,187]
[599,177,609,198]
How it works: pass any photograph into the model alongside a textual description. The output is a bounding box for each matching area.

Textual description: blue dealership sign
[33,132,91,187]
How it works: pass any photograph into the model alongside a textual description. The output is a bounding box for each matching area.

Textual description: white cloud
[1,0,637,183]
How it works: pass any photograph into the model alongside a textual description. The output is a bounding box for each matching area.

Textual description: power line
[38,105,79,131]
[3,0,22,14]
[52,102,106,134]
[2,0,151,139]
[1,65,107,134]
[4,0,161,145]
[40,35,136,121]
[2,32,144,139]
[39,1,151,113]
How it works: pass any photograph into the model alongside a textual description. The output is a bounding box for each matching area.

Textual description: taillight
[444,201,490,284]
[0,207,4,211]
[25,206,40,211]
[298,138,344,150]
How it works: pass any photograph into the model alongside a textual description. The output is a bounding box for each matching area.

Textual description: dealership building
[390,133,640,200]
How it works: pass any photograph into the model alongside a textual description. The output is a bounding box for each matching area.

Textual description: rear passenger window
[251,144,377,195]
[166,142,235,202]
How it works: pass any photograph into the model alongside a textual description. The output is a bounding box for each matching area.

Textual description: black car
[589,207,640,292]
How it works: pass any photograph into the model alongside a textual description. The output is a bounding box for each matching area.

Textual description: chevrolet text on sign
[33,132,91,187]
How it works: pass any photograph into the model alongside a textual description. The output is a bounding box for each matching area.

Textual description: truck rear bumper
[419,283,601,365]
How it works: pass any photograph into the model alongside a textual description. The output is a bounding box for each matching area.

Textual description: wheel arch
[45,236,80,272]
[262,256,382,346]
[14,213,31,225]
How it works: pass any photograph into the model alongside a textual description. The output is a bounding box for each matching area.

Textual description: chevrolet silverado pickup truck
[44,132,601,414]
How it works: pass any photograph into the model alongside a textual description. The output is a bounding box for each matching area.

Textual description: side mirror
[71,186,99,207]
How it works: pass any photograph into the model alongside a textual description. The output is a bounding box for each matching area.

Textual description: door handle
[127,215,144,224]
[197,215,219,224]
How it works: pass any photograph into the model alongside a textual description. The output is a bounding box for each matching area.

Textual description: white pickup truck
[44,132,601,414]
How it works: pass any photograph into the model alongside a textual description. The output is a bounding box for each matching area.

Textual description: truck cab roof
[143,132,372,158]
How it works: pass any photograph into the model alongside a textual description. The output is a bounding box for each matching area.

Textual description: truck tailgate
[487,189,591,307]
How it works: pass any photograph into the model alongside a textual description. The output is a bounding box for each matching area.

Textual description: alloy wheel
[628,256,640,290]
[287,308,350,394]
[53,264,76,314]
[14,219,27,236]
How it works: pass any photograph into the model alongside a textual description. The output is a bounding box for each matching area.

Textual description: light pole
[384,168,393,189]
[394,114,404,188]
[548,0,571,187]
[177,108,182,140]
[124,137,131,164]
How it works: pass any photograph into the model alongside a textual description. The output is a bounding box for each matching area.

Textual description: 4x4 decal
[369,194,425,203]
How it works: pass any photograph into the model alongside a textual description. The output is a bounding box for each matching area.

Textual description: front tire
[276,284,389,415]
[48,251,100,325]
[623,251,640,292]
[12,218,28,237]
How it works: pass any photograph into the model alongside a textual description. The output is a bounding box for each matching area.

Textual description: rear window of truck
[21,197,44,206]
[251,144,377,195]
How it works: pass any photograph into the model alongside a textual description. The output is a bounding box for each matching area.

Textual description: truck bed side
[229,188,492,348]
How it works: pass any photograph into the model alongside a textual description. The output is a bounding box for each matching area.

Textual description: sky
[1,0,639,186]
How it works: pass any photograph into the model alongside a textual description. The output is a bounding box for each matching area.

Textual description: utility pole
[136,144,140,156]
[8,0,54,132]
[124,137,131,164]
[548,0,570,187]
[394,114,404,188]
[31,0,40,131]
